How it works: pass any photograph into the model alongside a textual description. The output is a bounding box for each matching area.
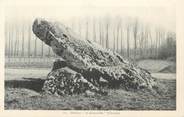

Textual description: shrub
[158,32,176,60]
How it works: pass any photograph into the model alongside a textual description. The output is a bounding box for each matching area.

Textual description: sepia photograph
[3,0,177,111]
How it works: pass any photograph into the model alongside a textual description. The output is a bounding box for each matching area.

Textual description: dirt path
[5,68,176,80]
[5,68,50,80]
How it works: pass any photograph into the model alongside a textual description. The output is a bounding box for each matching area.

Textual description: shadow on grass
[5,78,45,92]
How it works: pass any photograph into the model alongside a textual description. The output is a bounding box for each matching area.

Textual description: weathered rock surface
[32,18,157,96]
[43,67,107,96]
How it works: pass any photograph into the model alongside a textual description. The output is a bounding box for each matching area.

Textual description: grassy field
[137,59,176,73]
[4,59,176,110]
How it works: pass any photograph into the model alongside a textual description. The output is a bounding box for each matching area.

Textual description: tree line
[5,16,176,61]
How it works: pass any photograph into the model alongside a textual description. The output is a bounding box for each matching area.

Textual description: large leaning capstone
[32,18,157,96]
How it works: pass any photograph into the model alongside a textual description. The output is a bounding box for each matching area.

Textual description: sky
[4,0,176,32]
